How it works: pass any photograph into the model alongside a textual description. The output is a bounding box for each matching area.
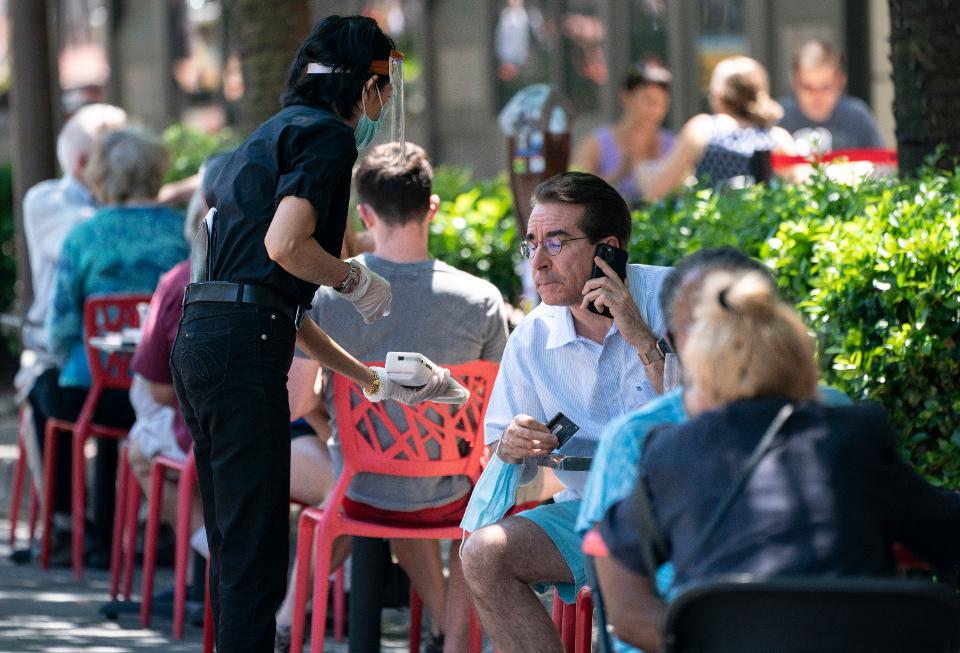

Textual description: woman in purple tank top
[638,56,796,201]
[571,61,674,205]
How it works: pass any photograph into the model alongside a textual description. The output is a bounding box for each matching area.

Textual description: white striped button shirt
[483,263,673,500]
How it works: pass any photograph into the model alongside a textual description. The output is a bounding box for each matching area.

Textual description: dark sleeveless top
[694,116,774,190]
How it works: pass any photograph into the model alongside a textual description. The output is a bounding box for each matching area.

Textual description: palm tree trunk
[232,0,311,136]
[889,0,960,175]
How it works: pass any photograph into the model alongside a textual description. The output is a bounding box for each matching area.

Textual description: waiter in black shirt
[170,15,451,652]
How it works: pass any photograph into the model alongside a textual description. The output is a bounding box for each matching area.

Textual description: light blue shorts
[515,500,585,604]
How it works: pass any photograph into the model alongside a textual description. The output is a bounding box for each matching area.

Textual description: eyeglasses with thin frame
[520,236,591,259]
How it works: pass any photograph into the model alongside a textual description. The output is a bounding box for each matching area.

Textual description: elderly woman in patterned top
[47,126,188,566]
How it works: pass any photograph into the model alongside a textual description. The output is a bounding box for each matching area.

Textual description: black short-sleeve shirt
[206,104,357,308]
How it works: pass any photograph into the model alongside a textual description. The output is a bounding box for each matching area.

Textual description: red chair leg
[39,420,60,570]
[562,599,576,652]
[469,608,483,653]
[552,587,564,631]
[110,448,131,599]
[307,530,334,653]
[408,588,423,653]
[71,431,87,580]
[172,462,196,639]
[122,476,141,600]
[289,511,318,653]
[140,462,166,627]
[203,556,214,653]
[9,427,26,546]
[27,484,40,548]
[574,587,593,653]
[334,566,346,643]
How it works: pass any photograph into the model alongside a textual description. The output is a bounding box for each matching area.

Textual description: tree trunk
[888,0,960,175]
[9,0,60,314]
[232,0,311,137]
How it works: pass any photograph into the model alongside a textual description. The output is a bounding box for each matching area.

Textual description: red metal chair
[39,294,150,578]
[109,441,142,601]
[551,587,594,653]
[71,294,149,579]
[289,360,499,653]
[203,555,214,653]
[139,449,197,639]
[8,406,40,549]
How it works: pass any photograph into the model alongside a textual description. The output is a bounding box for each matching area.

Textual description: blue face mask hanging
[459,448,525,534]
[355,85,386,150]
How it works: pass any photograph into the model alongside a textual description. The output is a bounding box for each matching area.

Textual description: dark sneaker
[10,547,34,564]
[424,631,445,653]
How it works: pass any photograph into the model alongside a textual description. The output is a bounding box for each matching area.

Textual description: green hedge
[162,123,238,184]
[630,168,960,489]
[430,167,522,302]
[428,166,960,489]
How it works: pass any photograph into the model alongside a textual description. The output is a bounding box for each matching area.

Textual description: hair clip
[718,288,731,310]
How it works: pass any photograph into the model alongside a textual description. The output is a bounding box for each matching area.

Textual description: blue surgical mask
[355,86,386,150]
[459,452,524,536]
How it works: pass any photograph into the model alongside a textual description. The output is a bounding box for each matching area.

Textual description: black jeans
[171,301,294,653]
[28,368,72,515]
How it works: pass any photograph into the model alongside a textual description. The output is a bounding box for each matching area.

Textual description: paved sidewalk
[0,517,206,652]
[0,518,416,652]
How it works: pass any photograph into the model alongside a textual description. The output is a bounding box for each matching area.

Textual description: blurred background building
[0,0,893,177]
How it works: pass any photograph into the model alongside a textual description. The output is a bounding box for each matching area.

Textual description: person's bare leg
[276,535,352,628]
[442,542,473,653]
[461,516,571,653]
[289,436,333,506]
[392,539,446,635]
[275,437,338,631]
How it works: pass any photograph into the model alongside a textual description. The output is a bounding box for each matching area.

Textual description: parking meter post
[499,84,574,235]
[499,86,574,306]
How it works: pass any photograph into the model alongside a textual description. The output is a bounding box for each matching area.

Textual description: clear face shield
[372,49,405,164]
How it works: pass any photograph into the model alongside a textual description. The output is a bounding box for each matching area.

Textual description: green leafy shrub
[429,167,521,302]
[161,123,238,184]
[630,168,960,488]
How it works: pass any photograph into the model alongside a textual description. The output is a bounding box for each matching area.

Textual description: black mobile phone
[546,412,580,450]
[588,243,629,318]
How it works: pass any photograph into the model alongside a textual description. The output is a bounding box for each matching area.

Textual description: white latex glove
[342,262,392,324]
[366,366,452,405]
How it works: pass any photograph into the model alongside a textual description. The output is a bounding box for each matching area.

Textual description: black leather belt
[182,282,303,327]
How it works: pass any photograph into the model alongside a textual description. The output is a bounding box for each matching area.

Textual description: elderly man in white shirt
[460,172,671,653]
[12,104,127,564]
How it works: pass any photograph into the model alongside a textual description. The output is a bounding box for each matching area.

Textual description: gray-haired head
[84,127,169,205]
[57,103,128,181]
[660,246,775,342]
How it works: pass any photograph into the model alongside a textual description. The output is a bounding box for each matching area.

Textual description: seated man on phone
[459,172,671,653]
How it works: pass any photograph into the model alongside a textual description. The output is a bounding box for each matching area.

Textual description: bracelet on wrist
[362,369,381,398]
[335,262,361,294]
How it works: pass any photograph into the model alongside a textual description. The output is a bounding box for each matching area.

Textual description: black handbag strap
[632,457,669,578]
[670,402,795,580]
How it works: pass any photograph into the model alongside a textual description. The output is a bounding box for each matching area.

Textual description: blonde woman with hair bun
[596,266,960,653]
[681,269,818,414]
[637,56,795,200]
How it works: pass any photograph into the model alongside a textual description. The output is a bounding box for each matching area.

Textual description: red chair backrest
[333,360,499,484]
[772,147,898,171]
[83,294,152,392]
